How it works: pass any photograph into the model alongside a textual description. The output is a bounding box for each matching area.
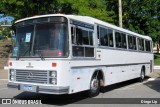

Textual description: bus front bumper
[7,82,69,95]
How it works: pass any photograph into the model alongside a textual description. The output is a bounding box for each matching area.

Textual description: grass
[154,53,160,65]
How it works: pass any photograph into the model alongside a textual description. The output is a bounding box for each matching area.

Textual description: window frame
[71,25,95,58]
[97,25,114,48]
[127,34,137,50]
[115,30,127,49]
[137,38,145,51]
[145,40,151,52]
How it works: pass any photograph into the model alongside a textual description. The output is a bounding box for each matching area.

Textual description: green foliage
[59,0,115,23]
[0,0,115,23]
[0,0,55,20]
[154,53,160,65]
[0,22,12,40]
[123,0,160,42]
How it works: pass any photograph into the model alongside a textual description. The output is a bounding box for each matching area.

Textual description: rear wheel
[139,68,145,82]
[87,73,100,97]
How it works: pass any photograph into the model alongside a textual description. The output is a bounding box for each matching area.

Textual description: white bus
[7,14,153,97]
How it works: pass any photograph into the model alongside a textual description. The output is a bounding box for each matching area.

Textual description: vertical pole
[118,0,122,28]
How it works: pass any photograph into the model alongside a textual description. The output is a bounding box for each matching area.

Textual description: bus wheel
[88,73,100,97]
[139,68,145,82]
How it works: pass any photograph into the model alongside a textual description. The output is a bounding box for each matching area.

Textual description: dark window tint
[34,23,68,57]
[98,26,113,47]
[108,29,113,47]
[71,27,75,44]
[133,36,137,50]
[138,38,144,51]
[115,31,127,49]
[76,28,83,45]
[115,32,121,48]
[74,28,93,46]
[100,27,108,46]
[85,47,94,57]
[72,46,84,57]
[15,25,34,57]
[82,30,89,45]
[128,35,137,50]
[121,33,126,48]
[89,31,93,45]
[97,26,100,39]
[71,26,94,57]
[145,40,151,52]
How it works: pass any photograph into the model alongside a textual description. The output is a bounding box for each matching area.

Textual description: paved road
[0,78,160,107]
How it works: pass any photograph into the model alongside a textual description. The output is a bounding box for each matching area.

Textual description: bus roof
[15,14,152,40]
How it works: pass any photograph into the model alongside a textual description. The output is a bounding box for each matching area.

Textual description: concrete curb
[154,66,160,70]
[148,78,160,81]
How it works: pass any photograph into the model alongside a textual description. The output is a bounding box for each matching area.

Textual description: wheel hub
[141,71,144,79]
[91,78,99,92]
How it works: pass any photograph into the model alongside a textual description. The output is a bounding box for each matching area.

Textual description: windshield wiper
[16,46,30,60]
[38,51,45,60]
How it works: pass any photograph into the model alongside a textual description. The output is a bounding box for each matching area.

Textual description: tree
[58,0,115,23]
[123,0,160,41]
[0,0,115,23]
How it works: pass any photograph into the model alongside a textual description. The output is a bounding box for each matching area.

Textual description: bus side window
[76,28,83,45]
[108,29,113,47]
[133,36,137,50]
[89,31,93,45]
[85,47,94,57]
[115,32,121,48]
[82,30,89,45]
[99,27,109,46]
[138,38,144,51]
[121,33,126,49]
[128,35,133,49]
[72,46,84,57]
[145,40,151,52]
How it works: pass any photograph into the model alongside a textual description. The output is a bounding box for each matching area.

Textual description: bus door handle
[122,71,125,72]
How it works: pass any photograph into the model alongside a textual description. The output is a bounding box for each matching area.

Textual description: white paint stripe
[148,78,160,81]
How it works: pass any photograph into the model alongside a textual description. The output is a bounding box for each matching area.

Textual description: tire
[87,73,100,97]
[139,68,145,82]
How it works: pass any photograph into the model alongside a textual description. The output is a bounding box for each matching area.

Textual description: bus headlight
[10,76,15,81]
[50,71,57,78]
[50,78,57,85]
[10,69,16,75]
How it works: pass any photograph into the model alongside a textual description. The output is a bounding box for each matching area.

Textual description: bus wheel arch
[92,70,105,87]
[87,70,105,97]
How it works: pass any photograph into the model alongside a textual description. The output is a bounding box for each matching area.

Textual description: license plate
[20,85,37,92]
[23,85,32,91]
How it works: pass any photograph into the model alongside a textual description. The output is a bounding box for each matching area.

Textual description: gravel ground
[149,70,160,78]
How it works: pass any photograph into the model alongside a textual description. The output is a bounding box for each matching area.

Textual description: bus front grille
[15,70,48,84]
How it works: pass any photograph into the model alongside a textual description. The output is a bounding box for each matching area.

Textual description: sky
[0,14,14,24]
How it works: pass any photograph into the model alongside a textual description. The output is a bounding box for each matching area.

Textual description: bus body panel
[7,14,153,95]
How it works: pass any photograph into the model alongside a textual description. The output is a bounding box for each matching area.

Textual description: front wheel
[87,74,100,97]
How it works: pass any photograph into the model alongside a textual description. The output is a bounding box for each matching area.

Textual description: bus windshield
[13,22,68,58]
